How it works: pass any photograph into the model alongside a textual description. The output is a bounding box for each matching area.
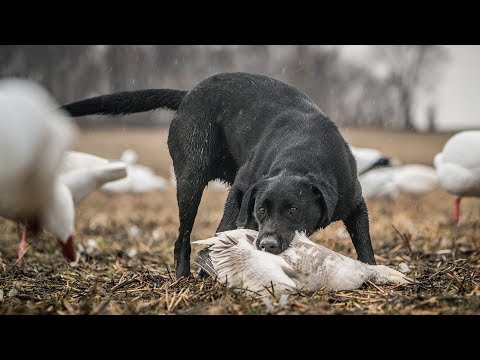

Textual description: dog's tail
[61,89,189,117]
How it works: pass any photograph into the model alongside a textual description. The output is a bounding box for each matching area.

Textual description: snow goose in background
[359,164,439,200]
[193,229,413,294]
[358,167,399,200]
[350,146,393,175]
[392,164,439,195]
[101,149,168,194]
[0,78,77,261]
[434,130,480,222]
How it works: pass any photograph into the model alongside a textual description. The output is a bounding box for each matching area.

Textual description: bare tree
[426,105,437,133]
[372,45,449,131]
[0,45,449,130]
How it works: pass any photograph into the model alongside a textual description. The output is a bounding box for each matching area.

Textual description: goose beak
[58,236,76,262]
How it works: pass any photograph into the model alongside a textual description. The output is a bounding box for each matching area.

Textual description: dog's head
[236,173,337,254]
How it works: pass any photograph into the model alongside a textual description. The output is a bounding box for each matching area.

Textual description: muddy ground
[1,128,478,314]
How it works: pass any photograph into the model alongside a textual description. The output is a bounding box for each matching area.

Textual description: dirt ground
[1,127,479,315]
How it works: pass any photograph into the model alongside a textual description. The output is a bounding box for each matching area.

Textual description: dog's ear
[236,180,266,228]
[306,174,338,228]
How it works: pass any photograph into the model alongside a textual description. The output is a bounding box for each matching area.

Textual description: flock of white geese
[1,78,479,294]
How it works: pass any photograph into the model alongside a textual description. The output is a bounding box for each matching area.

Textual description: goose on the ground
[434,130,480,222]
[350,146,392,175]
[0,78,76,261]
[359,164,439,200]
[39,151,127,261]
[358,167,399,200]
[193,229,413,294]
[101,149,167,194]
[393,164,439,195]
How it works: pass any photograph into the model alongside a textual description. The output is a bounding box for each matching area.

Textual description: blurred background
[1,45,479,132]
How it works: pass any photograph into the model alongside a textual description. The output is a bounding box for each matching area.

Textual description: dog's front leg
[217,187,243,232]
[343,200,376,265]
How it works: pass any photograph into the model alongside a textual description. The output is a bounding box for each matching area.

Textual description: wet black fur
[62,72,376,277]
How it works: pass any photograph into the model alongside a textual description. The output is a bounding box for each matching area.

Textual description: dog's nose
[259,238,281,254]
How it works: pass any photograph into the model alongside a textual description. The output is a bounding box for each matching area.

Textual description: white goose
[38,151,127,261]
[0,78,76,261]
[350,146,392,175]
[434,130,480,222]
[193,229,413,294]
[359,164,439,200]
[101,149,167,194]
[358,167,399,200]
[393,164,439,195]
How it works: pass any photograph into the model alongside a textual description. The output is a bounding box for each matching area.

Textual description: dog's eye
[257,207,265,215]
[288,207,298,214]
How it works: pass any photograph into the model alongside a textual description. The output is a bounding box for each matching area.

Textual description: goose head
[42,181,77,262]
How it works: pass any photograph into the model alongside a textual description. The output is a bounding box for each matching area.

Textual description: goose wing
[193,230,296,293]
[58,151,111,174]
[59,162,127,204]
[280,233,370,291]
[284,232,413,291]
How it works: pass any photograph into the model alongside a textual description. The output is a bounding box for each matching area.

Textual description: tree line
[0,45,448,131]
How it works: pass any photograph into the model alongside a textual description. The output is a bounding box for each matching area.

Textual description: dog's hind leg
[343,200,377,265]
[168,115,218,278]
[173,172,208,277]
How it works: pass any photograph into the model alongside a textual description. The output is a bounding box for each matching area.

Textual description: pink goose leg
[17,224,28,264]
[454,197,461,223]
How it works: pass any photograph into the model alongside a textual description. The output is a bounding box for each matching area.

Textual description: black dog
[62,72,376,277]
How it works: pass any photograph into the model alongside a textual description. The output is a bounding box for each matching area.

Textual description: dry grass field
[1,127,479,315]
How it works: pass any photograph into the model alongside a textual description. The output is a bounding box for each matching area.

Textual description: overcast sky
[340,45,480,131]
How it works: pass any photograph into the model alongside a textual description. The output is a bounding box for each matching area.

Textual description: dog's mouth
[255,234,293,255]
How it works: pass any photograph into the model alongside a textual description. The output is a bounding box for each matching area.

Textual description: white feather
[45,152,127,243]
[101,149,168,194]
[193,229,413,294]
[393,164,439,195]
[359,164,438,199]
[350,146,387,175]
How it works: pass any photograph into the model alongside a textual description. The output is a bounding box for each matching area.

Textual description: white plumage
[350,146,390,175]
[358,167,399,200]
[393,164,439,195]
[59,151,126,203]
[101,149,168,194]
[193,229,413,294]
[40,151,127,261]
[434,130,480,222]
[359,164,439,200]
[0,78,77,260]
[0,78,76,221]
